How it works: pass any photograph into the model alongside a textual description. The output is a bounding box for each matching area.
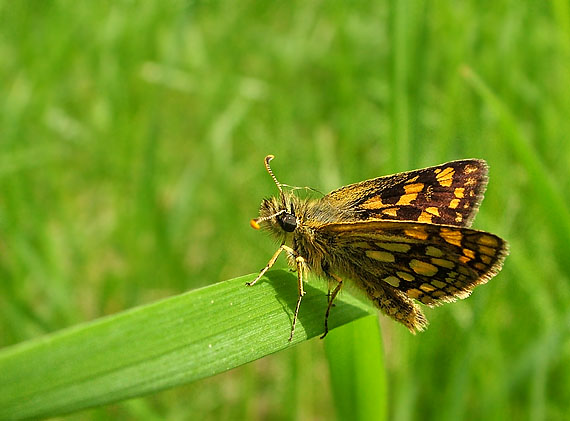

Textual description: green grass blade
[325,315,387,421]
[0,270,372,420]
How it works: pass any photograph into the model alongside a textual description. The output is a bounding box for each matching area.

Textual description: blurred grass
[1,1,569,420]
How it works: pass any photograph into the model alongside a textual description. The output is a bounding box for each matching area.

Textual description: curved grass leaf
[0,270,372,420]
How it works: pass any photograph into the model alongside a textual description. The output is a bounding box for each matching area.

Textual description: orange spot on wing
[404,227,429,240]
[405,183,425,194]
[409,259,439,276]
[464,164,479,174]
[407,288,423,299]
[463,248,476,259]
[436,167,455,187]
[431,258,455,269]
[440,228,463,247]
[361,196,386,210]
[478,245,495,256]
[418,211,433,223]
[425,206,440,216]
[420,283,436,292]
[382,208,398,217]
[478,235,499,247]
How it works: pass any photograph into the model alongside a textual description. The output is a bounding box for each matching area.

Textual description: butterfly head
[250,155,299,234]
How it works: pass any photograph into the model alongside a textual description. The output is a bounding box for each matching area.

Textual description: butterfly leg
[247,244,307,341]
[288,255,306,341]
[320,275,343,339]
[246,243,293,286]
[326,288,337,307]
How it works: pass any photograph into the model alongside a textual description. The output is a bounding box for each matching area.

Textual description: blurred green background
[1,1,569,420]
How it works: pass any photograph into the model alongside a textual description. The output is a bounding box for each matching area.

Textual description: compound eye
[279,213,297,232]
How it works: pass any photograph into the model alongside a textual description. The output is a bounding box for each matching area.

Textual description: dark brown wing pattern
[319,220,508,331]
[323,160,488,228]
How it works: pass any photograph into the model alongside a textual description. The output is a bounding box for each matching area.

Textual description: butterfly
[247,155,509,341]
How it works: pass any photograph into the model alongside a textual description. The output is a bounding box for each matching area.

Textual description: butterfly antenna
[265,155,283,195]
[250,209,286,229]
[250,155,286,230]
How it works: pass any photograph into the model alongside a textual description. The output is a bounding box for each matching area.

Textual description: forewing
[323,160,488,227]
[320,220,508,307]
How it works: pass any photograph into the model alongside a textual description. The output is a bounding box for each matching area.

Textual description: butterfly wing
[322,160,488,227]
[317,220,508,331]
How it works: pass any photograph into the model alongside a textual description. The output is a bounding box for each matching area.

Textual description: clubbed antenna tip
[264,155,283,194]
